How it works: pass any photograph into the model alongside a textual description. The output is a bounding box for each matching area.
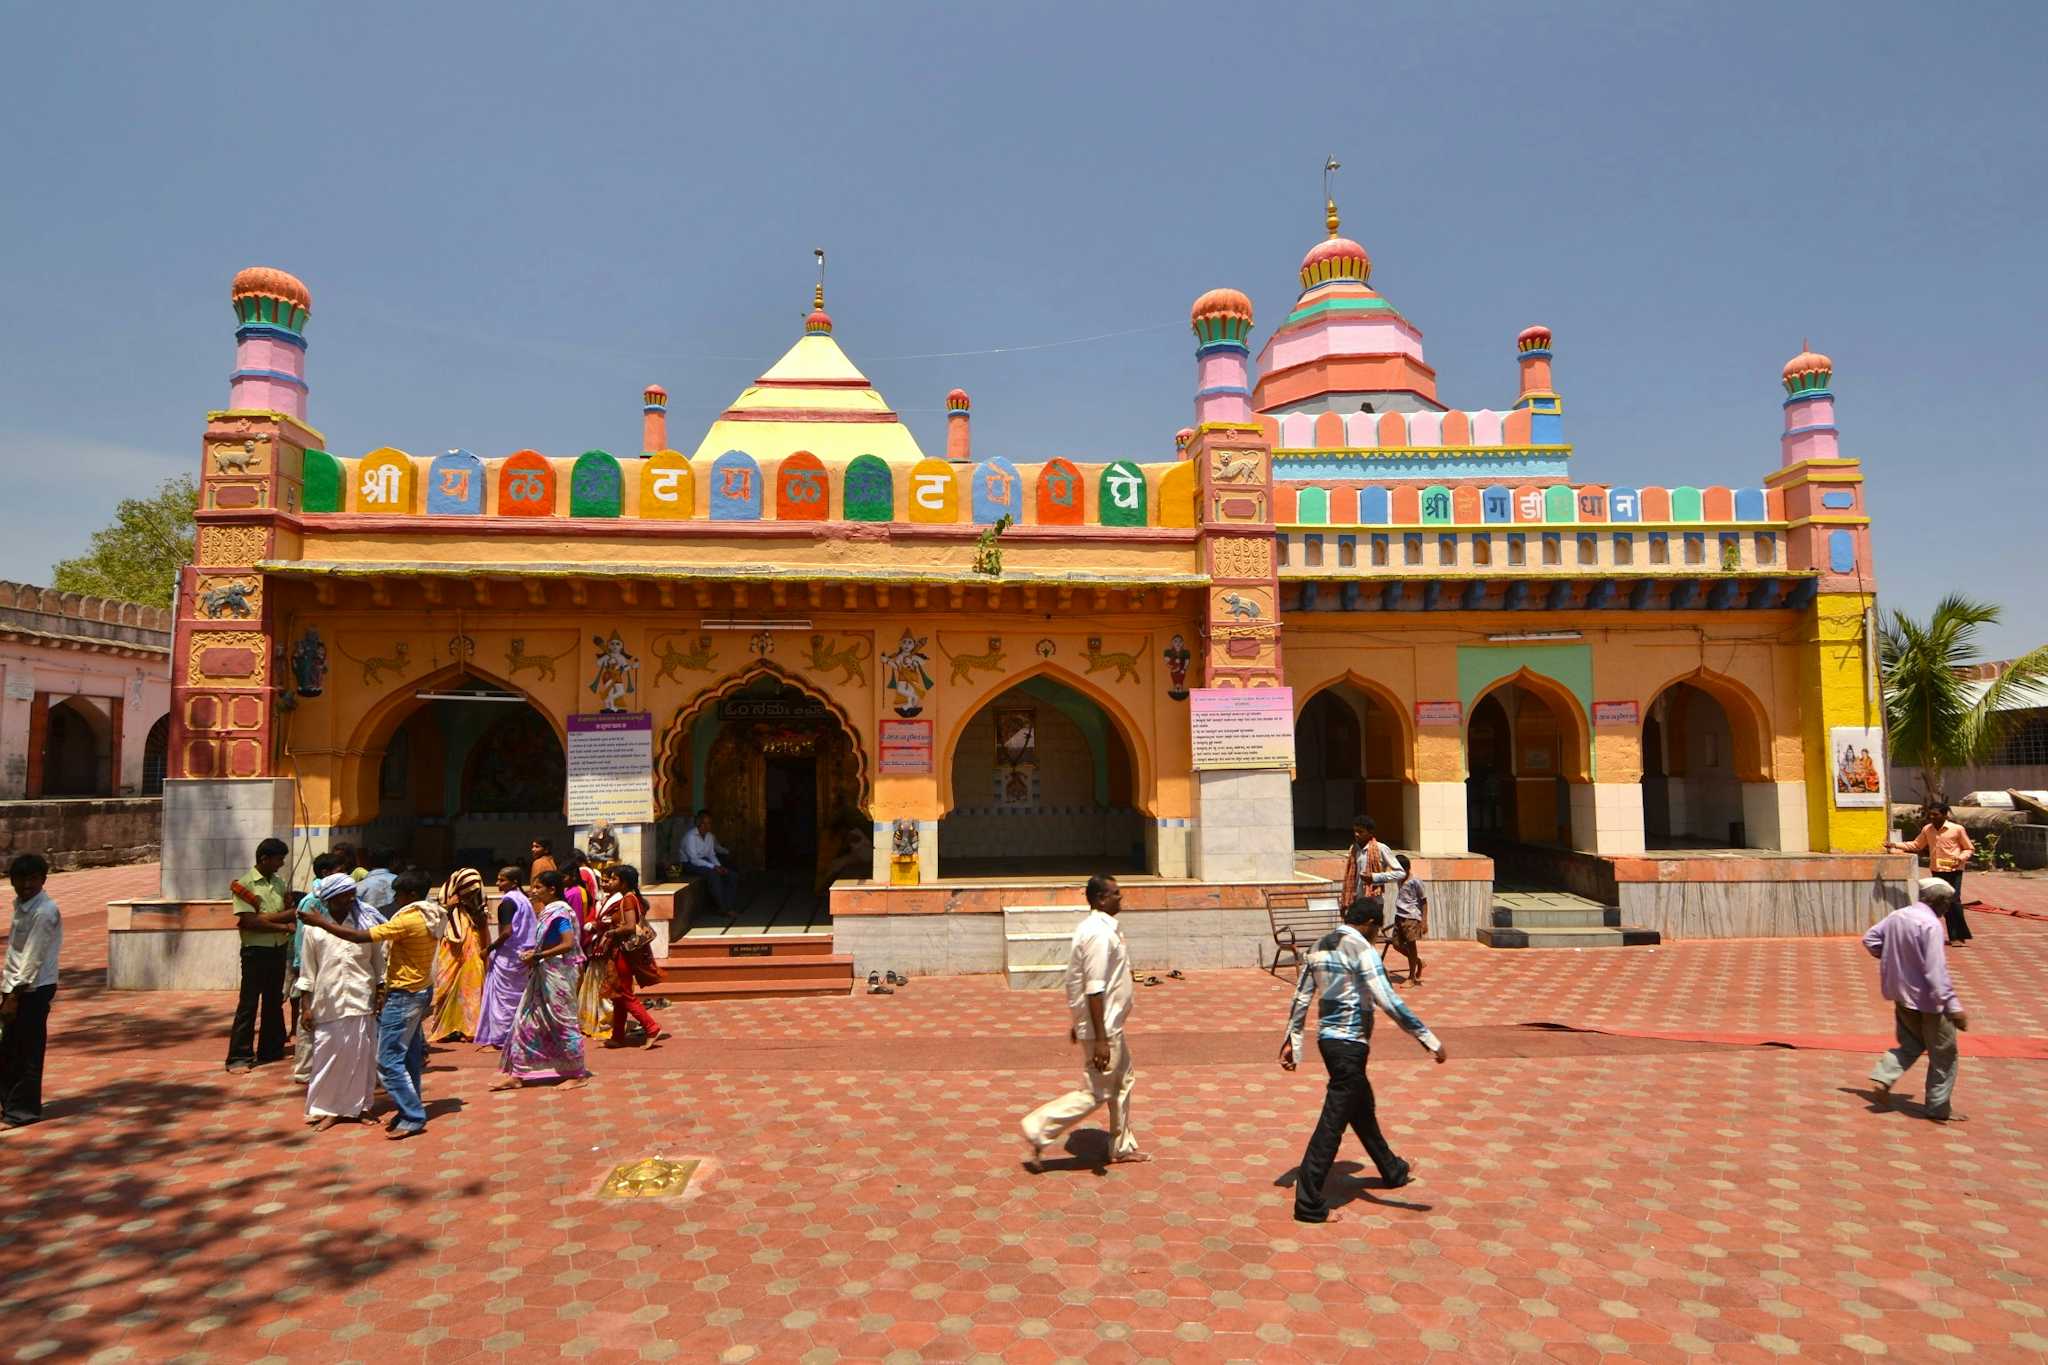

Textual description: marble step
[1002,905,1090,935]
[1004,965,1067,990]
[1477,924,1661,949]
[1490,905,1621,929]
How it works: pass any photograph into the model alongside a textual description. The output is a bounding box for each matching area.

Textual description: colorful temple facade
[137,201,1908,980]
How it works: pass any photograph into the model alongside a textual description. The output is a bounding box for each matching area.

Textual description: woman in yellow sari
[426,868,489,1042]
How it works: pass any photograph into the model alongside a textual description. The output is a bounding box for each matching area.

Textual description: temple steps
[1003,904,1089,989]
[645,933,854,1000]
[1477,902,1660,949]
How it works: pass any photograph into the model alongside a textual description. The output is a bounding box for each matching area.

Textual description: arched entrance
[1465,677,1585,849]
[40,697,111,797]
[661,669,867,924]
[369,690,567,872]
[940,675,1145,878]
[1293,681,1410,847]
[1644,680,1745,847]
[141,715,170,796]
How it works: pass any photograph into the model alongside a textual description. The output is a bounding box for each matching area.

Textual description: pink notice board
[1414,701,1463,727]
[565,711,654,824]
[1190,687,1296,770]
[880,719,934,774]
[1591,701,1640,726]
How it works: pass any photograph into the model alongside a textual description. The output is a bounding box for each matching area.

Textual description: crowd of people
[226,836,667,1139]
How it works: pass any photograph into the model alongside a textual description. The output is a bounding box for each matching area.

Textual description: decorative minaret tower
[1191,288,1255,424]
[1764,342,1883,852]
[642,384,668,455]
[228,268,312,422]
[1185,282,1291,880]
[163,266,322,898]
[946,388,972,462]
[1514,325,1564,444]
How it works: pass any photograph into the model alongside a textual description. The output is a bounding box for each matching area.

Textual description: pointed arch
[1293,670,1417,783]
[1467,667,1591,783]
[652,659,871,821]
[336,659,564,828]
[936,659,1153,815]
[1643,665,1773,781]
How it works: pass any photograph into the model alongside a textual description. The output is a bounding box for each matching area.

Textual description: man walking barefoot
[1865,877,1970,1121]
[1281,898,1446,1224]
[1,854,61,1129]
[1021,875,1150,1171]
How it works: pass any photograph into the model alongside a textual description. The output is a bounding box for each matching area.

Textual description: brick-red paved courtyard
[4,864,2047,1364]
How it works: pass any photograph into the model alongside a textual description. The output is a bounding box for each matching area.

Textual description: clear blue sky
[3,4,2041,654]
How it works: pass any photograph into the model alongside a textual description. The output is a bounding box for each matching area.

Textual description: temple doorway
[38,696,111,797]
[940,676,1145,878]
[671,676,866,928]
[1293,683,1408,847]
[1642,681,1745,847]
[371,693,568,873]
[1465,679,1584,853]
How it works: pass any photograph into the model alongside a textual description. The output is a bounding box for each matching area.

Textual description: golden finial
[814,248,826,309]
[1323,155,1342,237]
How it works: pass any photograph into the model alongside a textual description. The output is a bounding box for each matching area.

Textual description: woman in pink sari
[490,870,590,1091]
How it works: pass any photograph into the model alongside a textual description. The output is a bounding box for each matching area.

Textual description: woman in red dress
[602,864,665,1050]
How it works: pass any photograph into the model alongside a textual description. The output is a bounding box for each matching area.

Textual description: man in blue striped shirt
[1280,898,1446,1223]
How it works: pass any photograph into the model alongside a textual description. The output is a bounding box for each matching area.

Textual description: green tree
[50,475,198,609]
[1879,594,2048,800]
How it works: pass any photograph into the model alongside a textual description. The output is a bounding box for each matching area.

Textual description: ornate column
[162,267,319,897]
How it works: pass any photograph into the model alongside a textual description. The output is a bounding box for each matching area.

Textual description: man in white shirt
[1021,875,1150,1170]
[679,809,739,916]
[297,874,387,1130]
[2,853,62,1129]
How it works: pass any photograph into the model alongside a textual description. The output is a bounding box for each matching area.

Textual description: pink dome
[1517,324,1552,351]
[946,387,970,411]
[1190,287,1254,327]
[231,266,310,311]
[1782,347,1832,382]
[1298,236,1371,288]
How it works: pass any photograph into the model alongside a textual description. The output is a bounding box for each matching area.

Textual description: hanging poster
[1830,725,1886,808]
[1591,700,1640,727]
[1190,687,1296,769]
[993,708,1038,808]
[566,711,654,824]
[1414,700,1463,727]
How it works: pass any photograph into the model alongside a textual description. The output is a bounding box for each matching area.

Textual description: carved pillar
[1189,424,1284,689]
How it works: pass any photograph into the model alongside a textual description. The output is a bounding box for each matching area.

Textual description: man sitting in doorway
[679,809,739,916]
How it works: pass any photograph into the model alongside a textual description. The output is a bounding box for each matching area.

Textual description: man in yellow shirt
[300,870,444,1139]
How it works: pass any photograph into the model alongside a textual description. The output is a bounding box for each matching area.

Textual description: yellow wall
[1799,592,1888,851]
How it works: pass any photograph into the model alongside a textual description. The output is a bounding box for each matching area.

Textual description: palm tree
[1879,594,2048,800]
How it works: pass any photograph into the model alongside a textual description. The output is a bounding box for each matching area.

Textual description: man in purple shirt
[1864,878,1970,1121]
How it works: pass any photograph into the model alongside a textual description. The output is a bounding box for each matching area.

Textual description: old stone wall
[0,797,162,870]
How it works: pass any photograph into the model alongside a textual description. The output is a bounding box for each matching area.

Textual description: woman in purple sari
[491,870,590,1091]
[474,866,537,1049]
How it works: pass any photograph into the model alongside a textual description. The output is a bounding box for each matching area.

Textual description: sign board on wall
[566,711,654,824]
[1190,687,1296,770]
[1592,700,1640,726]
[1830,725,1886,809]
[879,719,933,774]
[1414,701,1463,727]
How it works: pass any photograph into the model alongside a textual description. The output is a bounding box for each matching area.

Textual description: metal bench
[1264,883,1343,977]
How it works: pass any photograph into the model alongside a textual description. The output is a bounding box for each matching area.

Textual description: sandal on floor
[1166,969,1185,981]
[885,970,908,988]
[867,971,893,996]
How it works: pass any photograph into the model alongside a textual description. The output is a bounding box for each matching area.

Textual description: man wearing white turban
[296,871,385,1131]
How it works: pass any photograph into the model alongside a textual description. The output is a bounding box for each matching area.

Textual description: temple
[121,195,1910,988]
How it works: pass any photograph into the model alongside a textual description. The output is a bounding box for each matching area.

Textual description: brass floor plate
[597,1157,701,1198]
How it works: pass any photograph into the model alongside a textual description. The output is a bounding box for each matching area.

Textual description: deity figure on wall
[1163,634,1192,700]
[881,629,934,717]
[291,628,328,698]
[588,632,641,713]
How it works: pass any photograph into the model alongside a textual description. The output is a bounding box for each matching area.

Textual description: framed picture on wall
[1829,725,1886,808]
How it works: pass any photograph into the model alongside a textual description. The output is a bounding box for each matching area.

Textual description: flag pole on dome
[1323,155,1342,237]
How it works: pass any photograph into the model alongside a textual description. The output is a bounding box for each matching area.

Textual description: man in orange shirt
[1888,802,1975,945]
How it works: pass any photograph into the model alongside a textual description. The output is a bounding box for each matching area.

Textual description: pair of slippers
[1133,968,1185,987]
[867,970,910,995]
